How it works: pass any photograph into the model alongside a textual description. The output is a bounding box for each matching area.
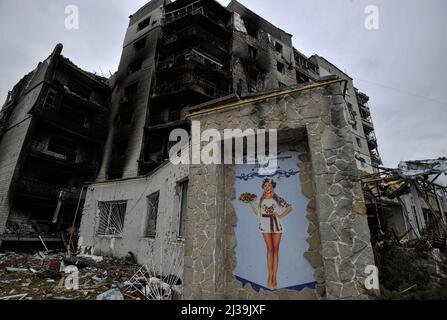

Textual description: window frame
[145,191,160,238]
[97,201,127,237]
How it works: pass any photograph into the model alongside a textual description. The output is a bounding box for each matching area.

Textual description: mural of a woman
[248,179,294,290]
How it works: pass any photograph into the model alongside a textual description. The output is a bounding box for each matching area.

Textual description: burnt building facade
[96,0,325,180]
[0,44,110,249]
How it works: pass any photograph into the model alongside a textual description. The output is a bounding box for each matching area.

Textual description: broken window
[123,83,138,102]
[243,18,258,38]
[275,42,283,54]
[277,61,285,74]
[177,180,188,239]
[134,37,146,50]
[128,60,143,74]
[248,45,258,59]
[146,192,159,237]
[97,201,127,236]
[138,17,151,31]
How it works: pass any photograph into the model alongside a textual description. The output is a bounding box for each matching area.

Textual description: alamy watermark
[65,5,79,30]
[364,5,380,30]
[169,121,278,174]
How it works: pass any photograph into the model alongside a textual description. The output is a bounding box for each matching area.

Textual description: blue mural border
[235,276,317,293]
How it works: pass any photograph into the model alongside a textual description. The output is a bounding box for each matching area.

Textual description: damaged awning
[398,158,447,179]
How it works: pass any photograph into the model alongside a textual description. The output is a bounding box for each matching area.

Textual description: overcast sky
[0,0,446,180]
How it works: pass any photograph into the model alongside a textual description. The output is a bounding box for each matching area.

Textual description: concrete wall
[231,11,296,94]
[0,64,48,243]
[183,81,377,299]
[98,5,163,180]
[78,162,189,266]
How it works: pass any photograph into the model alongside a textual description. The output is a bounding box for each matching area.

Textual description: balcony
[362,118,375,132]
[28,140,98,173]
[162,4,230,34]
[15,178,81,201]
[152,74,227,100]
[356,91,370,105]
[366,136,378,149]
[157,49,230,79]
[62,86,107,113]
[33,102,106,142]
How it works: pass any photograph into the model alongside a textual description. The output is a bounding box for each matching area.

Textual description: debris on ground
[0,250,142,300]
[97,288,124,300]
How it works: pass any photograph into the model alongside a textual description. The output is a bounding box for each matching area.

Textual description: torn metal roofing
[398,158,447,179]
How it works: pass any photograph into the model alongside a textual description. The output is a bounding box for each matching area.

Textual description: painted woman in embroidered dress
[249,179,293,290]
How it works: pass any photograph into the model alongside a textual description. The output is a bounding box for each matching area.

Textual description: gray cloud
[1,0,446,179]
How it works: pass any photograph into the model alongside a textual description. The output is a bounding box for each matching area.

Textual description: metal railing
[163,4,228,31]
[16,178,81,200]
[152,74,227,99]
[162,24,229,53]
[158,49,224,73]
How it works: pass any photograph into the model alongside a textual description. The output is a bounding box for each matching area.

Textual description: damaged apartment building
[0,0,389,299]
[0,44,110,249]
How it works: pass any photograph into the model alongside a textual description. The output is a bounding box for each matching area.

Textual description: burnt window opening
[146,191,159,238]
[97,201,127,236]
[243,18,258,38]
[61,104,90,127]
[278,82,286,88]
[248,68,259,93]
[275,42,283,54]
[248,45,258,59]
[112,140,129,159]
[117,110,134,127]
[39,168,70,186]
[134,37,146,50]
[128,60,143,75]
[67,79,91,100]
[296,71,310,84]
[123,83,138,102]
[138,17,151,31]
[248,68,258,81]
[48,136,77,162]
[277,61,285,74]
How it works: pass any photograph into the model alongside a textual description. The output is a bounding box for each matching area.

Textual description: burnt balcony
[366,135,378,149]
[362,118,375,133]
[157,49,230,79]
[370,152,382,166]
[33,102,106,142]
[62,86,108,113]
[356,91,370,105]
[162,2,231,35]
[160,25,230,60]
[28,140,98,173]
[14,178,81,201]
[152,74,228,101]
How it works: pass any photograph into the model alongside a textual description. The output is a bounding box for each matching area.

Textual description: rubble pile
[0,250,147,300]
